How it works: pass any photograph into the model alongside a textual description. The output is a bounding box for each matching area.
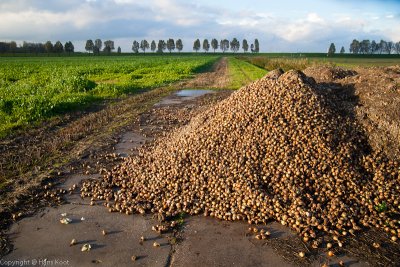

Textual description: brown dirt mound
[305,65,400,160]
[303,66,357,82]
[82,69,400,248]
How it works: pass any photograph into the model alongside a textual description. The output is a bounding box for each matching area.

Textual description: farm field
[1,55,400,266]
[240,53,400,71]
[0,55,218,138]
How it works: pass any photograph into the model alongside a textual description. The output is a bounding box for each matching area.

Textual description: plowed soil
[304,65,400,160]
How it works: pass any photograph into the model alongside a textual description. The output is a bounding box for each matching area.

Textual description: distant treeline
[349,39,400,54]
[127,38,260,53]
[0,37,261,54]
[0,40,75,54]
[328,39,400,55]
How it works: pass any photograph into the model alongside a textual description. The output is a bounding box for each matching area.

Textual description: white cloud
[0,0,398,52]
[307,13,324,23]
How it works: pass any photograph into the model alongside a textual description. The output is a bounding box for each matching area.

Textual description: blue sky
[0,0,399,52]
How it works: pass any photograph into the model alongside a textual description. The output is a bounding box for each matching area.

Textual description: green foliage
[0,55,217,137]
[375,201,388,213]
[228,57,267,89]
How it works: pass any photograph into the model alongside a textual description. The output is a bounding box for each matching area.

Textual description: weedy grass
[0,55,218,138]
[227,57,268,89]
[239,54,400,71]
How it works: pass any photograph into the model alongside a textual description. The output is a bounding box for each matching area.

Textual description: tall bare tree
[254,39,260,53]
[386,41,394,54]
[85,39,94,54]
[360,40,371,54]
[140,40,149,53]
[176,39,183,52]
[157,40,166,53]
[103,40,114,53]
[220,39,229,53]
[371,40,378,54]
[230,38,240,53]
[151,40,156,52]
[167,38,175,53]
[94,39,102,52]
[211,39,218,53]
[379,40,387,54]
[242,39,249,53]
[202,39,210,53]
[193,39,201,52]
[349,39,360,54]
[132,40,140,53]
[395,42,400,54]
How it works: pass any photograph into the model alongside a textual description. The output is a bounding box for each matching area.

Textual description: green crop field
[0,55,218,137]
[2,53,395,139]
[227,57,268,89]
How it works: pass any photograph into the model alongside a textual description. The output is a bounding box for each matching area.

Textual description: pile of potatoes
[82,70,400,246]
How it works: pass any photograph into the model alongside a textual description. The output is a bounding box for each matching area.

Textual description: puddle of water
[155,89,214,106]
[176,89,214,97]
[115,131,151,157]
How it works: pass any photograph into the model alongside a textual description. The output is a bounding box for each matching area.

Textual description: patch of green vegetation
[173,212,186,227]
[239,53,400,71]
[227,57,268,89]
[375,201,388,213]
[0,55,218,138]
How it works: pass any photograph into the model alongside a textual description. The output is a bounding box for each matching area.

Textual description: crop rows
[0,55,217,137]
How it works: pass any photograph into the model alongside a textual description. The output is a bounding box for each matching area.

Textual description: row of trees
[0,40,74,54]
[193,38,259,53]
[85,39,121,54]
[2,38,261,54]
[130,38,260,54]
[328,39,400,56]
[130,39,184,53]
[349,39,400,55]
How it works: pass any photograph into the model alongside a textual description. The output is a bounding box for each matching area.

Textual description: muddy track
[2,89,234,266]
[176,57,229,89]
